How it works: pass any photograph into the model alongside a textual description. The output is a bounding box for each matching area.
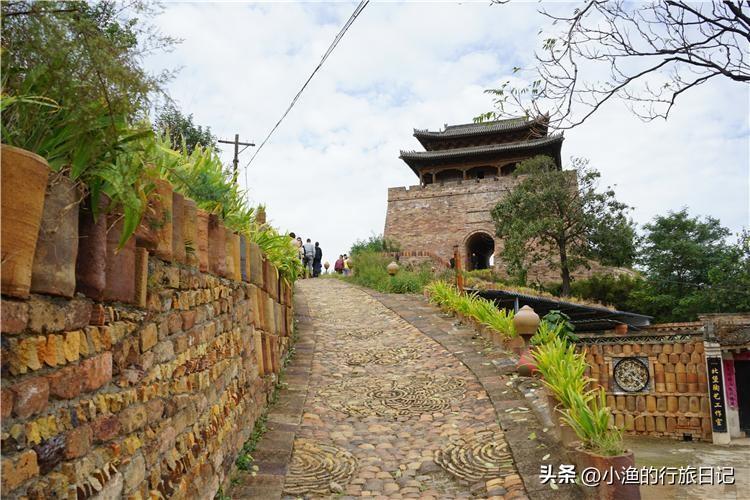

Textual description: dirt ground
[627,436,750,500]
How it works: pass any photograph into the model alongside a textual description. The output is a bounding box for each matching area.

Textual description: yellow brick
[64,331,81,362]
[54,334,66,366]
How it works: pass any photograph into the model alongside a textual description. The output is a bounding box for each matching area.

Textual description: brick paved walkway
[231,279,577,499]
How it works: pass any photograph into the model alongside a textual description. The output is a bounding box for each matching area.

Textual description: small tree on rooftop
[491,155,635,296]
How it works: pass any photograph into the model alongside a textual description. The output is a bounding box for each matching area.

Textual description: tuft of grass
[345,250,433,294]
[424,281,517,339]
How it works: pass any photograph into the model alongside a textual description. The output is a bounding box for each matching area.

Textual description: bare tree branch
[482,0,750,129]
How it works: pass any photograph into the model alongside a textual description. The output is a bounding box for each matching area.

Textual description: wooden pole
[454,245,463,292]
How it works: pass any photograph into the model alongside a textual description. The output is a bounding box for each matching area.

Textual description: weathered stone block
[47,365,83,400]
[122,453,145,493]
[64,425,92,459]
[1,299,28,334]
[11,376,49,418]
[2,449,39,492]
[119,404,148,434]
[181,310,196,330]
[2,387,14,418]
[8,336,43,374]
[140,323,158,352]
[80,352,112,392]
[91,415,120,443]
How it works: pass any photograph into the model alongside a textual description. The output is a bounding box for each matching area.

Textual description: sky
[146,1,750,261]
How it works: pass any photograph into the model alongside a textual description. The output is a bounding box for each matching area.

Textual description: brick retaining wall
[1,252,292,498]
[577,330,712,442]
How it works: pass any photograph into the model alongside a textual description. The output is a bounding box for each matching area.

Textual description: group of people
[290,233,323,278]
[334,254,351,275]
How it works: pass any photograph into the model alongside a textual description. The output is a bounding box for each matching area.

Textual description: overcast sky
[146,1,749,261]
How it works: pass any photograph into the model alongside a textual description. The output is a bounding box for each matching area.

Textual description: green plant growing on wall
[533,309,577,345]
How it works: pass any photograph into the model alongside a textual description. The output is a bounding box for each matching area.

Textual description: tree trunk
[559,239,571,296]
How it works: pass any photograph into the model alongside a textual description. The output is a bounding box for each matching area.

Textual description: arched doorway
[465,232,495,270]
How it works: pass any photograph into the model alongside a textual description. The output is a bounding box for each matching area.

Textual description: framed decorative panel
[612,356,651,393]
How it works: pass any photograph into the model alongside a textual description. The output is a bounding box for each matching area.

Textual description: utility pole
[218,134,255,179]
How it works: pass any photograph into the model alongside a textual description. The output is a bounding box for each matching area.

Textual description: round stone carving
[318,375,466,417]
[283,439,358,496]
[613,357,650,392]
[434,429,516,482]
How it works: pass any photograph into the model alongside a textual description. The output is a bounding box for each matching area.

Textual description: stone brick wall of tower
[384,177,515,270]
[1,251,293,499]
[384,174,627,284]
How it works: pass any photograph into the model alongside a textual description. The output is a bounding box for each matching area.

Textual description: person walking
[343,254,350,276]
[313,242,323,277]
[302,238,315,278]
[334,255,344,274]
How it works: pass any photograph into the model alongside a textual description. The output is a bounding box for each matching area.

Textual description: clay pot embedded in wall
[134,189,158,251]
[30,175,79,297]
[104,214,136,304]
[249,241,264,288]
[153,178,173,262]
[1,144,50,298]
[196,209,210,272]
[207,214,226,277]
[76,194,109,300]
[232,232,242,282]
[239,234,249,282]
[172,191,186,264]
[224,229,236,279]
[182,198,198,268]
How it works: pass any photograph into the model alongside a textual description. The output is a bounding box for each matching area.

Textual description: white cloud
[145,1,749,260]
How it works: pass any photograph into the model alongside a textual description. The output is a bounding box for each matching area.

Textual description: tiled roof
[400,134,563,161]
[413,117,537,138]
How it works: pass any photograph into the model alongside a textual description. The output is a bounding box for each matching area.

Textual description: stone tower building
[384,117,563,271]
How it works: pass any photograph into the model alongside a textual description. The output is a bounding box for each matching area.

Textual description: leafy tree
[630,210,750,321]
[491,155,635,296]
[564,273,645,312]
[704,230,750,313]
[350,235,400,255]
[2,1,176,122]
[481,1,749,128]
[154,103,217,154]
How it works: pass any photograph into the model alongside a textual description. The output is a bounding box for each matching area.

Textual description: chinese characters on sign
[539,464,736,487]
[706,357,727,432]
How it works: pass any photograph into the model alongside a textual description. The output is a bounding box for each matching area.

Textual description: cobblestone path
[290,279,526,499]
[230,279,576,499]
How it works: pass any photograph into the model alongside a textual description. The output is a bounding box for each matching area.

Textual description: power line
[242,0,369,177]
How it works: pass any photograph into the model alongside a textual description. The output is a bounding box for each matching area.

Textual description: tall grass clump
[424,281,517,339]
[531,334,625,456]
[346,250,431,294]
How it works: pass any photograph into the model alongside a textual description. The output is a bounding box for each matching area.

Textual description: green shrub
[531,336,590,409]
[346,251,432,293]
[350,235,400,255]
[424,281,517,338]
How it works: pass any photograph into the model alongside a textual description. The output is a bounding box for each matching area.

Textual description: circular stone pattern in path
[434,429,516,482]
[318,374,466,417]
[346,346,421,366]
[283,439,358,496]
